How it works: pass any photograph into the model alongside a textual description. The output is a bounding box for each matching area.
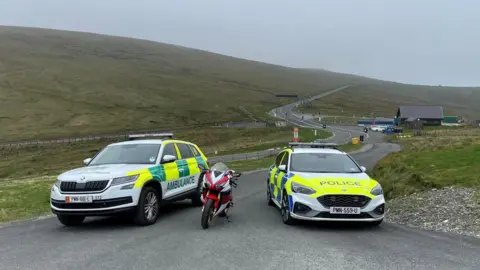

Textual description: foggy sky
[1,0,479,86]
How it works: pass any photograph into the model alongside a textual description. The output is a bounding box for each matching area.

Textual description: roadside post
[293,127,299,142]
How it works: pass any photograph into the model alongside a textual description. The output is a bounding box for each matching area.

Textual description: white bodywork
[287,172,384,222]
[50,139,201,215]
[50,164,148,213]
[270,147,385,222]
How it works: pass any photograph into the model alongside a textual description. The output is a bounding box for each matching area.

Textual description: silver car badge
[80,176,86,181]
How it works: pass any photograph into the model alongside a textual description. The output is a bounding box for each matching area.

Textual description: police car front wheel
[281,192,295,225]
[57,214,85,226]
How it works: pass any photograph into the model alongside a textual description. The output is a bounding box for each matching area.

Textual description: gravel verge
[385,186,480,238]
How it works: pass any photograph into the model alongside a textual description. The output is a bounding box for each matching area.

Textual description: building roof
[397,105,444,119]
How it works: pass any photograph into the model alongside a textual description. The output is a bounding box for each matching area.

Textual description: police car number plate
[329,207,360,214]
[65,196,93,203]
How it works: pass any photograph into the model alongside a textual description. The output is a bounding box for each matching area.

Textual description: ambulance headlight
[111,175,139,186]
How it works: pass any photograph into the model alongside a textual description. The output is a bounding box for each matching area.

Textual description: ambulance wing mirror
[360,166,367,172]
[198,164,208,172]
[161,155,177,164]
[278,164,287,172]
[83,158,92,166]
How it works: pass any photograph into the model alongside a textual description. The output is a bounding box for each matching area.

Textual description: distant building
[442,116,463,126]
[357,117,394,126]
[443,116,459,124]
[396,105,444,126]
[405,118,424,130]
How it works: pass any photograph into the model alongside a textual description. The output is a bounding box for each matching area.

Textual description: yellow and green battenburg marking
[147,157,205,182]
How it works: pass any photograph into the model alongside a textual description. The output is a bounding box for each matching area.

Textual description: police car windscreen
[290,153,362,173]
[89,144,161,165]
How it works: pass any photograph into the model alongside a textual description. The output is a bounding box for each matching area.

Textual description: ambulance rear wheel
[190,174,204,207]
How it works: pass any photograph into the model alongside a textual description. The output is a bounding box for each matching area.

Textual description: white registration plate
[65,196,97,203]
[329,207,360,214]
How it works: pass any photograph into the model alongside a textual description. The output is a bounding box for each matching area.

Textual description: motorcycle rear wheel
[201,198,215,229]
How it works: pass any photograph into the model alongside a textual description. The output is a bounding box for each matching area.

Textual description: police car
[266,142,385,226]
[50,133,209,226]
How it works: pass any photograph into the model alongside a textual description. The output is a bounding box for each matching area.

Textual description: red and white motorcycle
[198,162,241,229]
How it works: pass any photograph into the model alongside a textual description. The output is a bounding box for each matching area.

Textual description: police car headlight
[370,183,383,196]
[291,182,316,195]
[111,175,139,186]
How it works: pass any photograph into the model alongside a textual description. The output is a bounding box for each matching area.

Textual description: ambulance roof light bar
[128,133,174,140]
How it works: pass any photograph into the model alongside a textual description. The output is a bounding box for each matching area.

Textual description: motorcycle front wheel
[201,198,215,229]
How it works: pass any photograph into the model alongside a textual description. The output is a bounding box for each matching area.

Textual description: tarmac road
[1,142,479,270]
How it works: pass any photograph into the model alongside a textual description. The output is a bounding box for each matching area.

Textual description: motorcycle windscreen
[210,162,229,176]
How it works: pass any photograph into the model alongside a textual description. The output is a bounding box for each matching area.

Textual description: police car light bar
[288,142,338,149]
[128,133,174,140]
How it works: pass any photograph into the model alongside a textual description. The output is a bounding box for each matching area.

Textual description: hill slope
[0,26,372,141]
[0,26,479,141]
[298,83,480,119]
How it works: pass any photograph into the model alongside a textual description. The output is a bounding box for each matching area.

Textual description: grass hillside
[0,26,369,141]
[1,26,479,141]
[371,127,480,199]
[298,83,480,119]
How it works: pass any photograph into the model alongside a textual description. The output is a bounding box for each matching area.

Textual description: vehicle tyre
[56,214,85,226]
[201,198,215,229]
[370,219,383,226]
[267,182,275,206]
[281,191,295,225]
[191,174,204,207]
[133,186,160,226]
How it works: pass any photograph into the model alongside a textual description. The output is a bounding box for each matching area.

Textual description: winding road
[1,86,479,270]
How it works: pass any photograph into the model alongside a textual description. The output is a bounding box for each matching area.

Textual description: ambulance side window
[275,152,285,167]
[162,143,178,160]
[188,145,200,157]
[177,143,194,159]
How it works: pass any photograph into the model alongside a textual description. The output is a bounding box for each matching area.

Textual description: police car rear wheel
[281,192,295,225]
[133,187,159,226]
[267,182,274,206]
[56,214,85,226]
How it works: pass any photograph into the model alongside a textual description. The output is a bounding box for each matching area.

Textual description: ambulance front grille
[60,180,109,192]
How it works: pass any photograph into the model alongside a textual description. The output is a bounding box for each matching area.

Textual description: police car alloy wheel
[281,192,295,225]
[267,181,274,206]
[133,186,159,226]
[56,214,85,227]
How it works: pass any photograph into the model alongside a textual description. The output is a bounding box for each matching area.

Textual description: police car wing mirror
[360,166,366,172]
[278,164,287,172]
[83,158,92,166]
[162,155,177,164]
